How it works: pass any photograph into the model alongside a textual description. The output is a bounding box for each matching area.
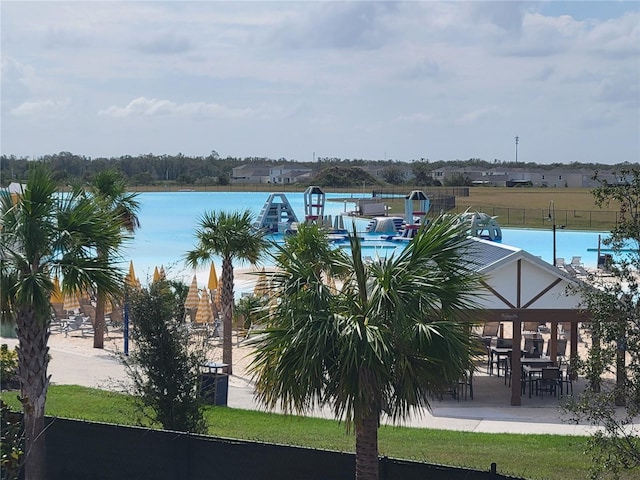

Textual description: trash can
[200,362,229,406]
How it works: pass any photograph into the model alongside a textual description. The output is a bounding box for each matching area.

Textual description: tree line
[1,151,634,188]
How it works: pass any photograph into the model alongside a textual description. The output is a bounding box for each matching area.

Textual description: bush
[0,344,19,390]
[121,280,208,434]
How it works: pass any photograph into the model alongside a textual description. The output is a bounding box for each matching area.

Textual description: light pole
[515,136,519,163]
[548,200,556,266]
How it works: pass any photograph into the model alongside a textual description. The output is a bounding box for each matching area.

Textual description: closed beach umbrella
[208,263,218,291]
[153,266,161,283]
[194,290,213,324]
[184,275,200,311]
[51,276,64,304]
[254,268,268,298]
[125,260,138,288]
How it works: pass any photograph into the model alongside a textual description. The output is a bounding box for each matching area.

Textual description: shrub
[0,344,18,390]
[121,280,208,434]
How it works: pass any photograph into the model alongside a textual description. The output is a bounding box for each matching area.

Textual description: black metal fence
[42,417,525,480]
[453,206,619,230]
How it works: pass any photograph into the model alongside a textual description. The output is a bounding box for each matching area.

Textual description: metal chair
[535,367,561,398]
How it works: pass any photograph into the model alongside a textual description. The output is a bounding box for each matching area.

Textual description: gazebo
[466,238,589,406]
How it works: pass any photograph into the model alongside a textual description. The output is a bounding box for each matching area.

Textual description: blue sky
[1,1,638,164]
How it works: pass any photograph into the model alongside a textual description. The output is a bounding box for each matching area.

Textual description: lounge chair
[64,315,94,338]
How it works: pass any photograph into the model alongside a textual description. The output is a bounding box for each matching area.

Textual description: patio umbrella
[51,276,64,304]
[194,289,213,324]
[254,268,268,298]
[125,260,139,288]
[152,266,161,283]
[184,275,200,311]
[207,263,218,291]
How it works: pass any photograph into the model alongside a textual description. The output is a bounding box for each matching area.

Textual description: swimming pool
[125,191,614,288]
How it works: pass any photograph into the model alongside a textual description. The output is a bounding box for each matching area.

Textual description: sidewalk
[1,335,598,436]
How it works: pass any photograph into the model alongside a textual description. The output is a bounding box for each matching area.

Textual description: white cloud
[10,99,70,117]
[98,97,256,119]
[1,1,638,164]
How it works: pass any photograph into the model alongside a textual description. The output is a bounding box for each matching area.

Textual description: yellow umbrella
[194,289,213,324]
[153,266,161,283]
[51,276,64,304]
[207,263,218,291]
[125,260,138,288]
[254,268,268,298]
[184,275,200,311]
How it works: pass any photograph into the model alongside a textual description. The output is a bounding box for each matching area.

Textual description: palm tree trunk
[16,309,50,480]
[93,290,107,349]
[355,411,379,480]
[221,257,234,375]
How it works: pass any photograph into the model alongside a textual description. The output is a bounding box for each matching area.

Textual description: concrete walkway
[1,336,599,436]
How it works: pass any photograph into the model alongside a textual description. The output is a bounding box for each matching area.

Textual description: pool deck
[0,333,603,436]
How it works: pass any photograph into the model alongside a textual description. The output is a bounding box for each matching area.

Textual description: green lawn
[0,385,603,480]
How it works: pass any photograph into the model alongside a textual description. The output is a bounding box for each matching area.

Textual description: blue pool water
[124,191,614,290]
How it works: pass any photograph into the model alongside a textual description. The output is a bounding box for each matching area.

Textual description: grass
[383,187,618,230]
[0,385,600,480]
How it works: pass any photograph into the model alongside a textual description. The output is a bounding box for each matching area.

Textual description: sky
[1,1,639,165]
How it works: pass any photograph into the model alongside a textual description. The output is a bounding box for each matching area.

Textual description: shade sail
[194,289,213,324]
[208,263,218,291]
[184,275,200,310]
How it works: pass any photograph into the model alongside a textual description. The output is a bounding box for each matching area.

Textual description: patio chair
[570,258,589,276]
[523,322,540,333]
[480,322,500,350]
[545,338,567,360]
[535,367,561,398]
[63,315,94,338]
[523,338,544,357]
[559,359,574,396]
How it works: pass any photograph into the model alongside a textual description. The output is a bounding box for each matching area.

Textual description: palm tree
[185,210,268,375]
[250,215,484,480]
[0,166,124,480]
[87,169,140,349]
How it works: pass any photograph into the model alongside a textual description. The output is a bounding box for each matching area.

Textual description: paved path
[1,336,599,436]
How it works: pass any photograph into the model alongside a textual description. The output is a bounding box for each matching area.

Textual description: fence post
[490,462,497,477]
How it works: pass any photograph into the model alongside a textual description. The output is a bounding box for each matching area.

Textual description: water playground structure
[254,186,502,242]
[457,211,503,242]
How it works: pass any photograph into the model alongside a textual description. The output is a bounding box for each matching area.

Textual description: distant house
[270,166,313,185]
[231,165,271,184]
[429,166,629,188]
